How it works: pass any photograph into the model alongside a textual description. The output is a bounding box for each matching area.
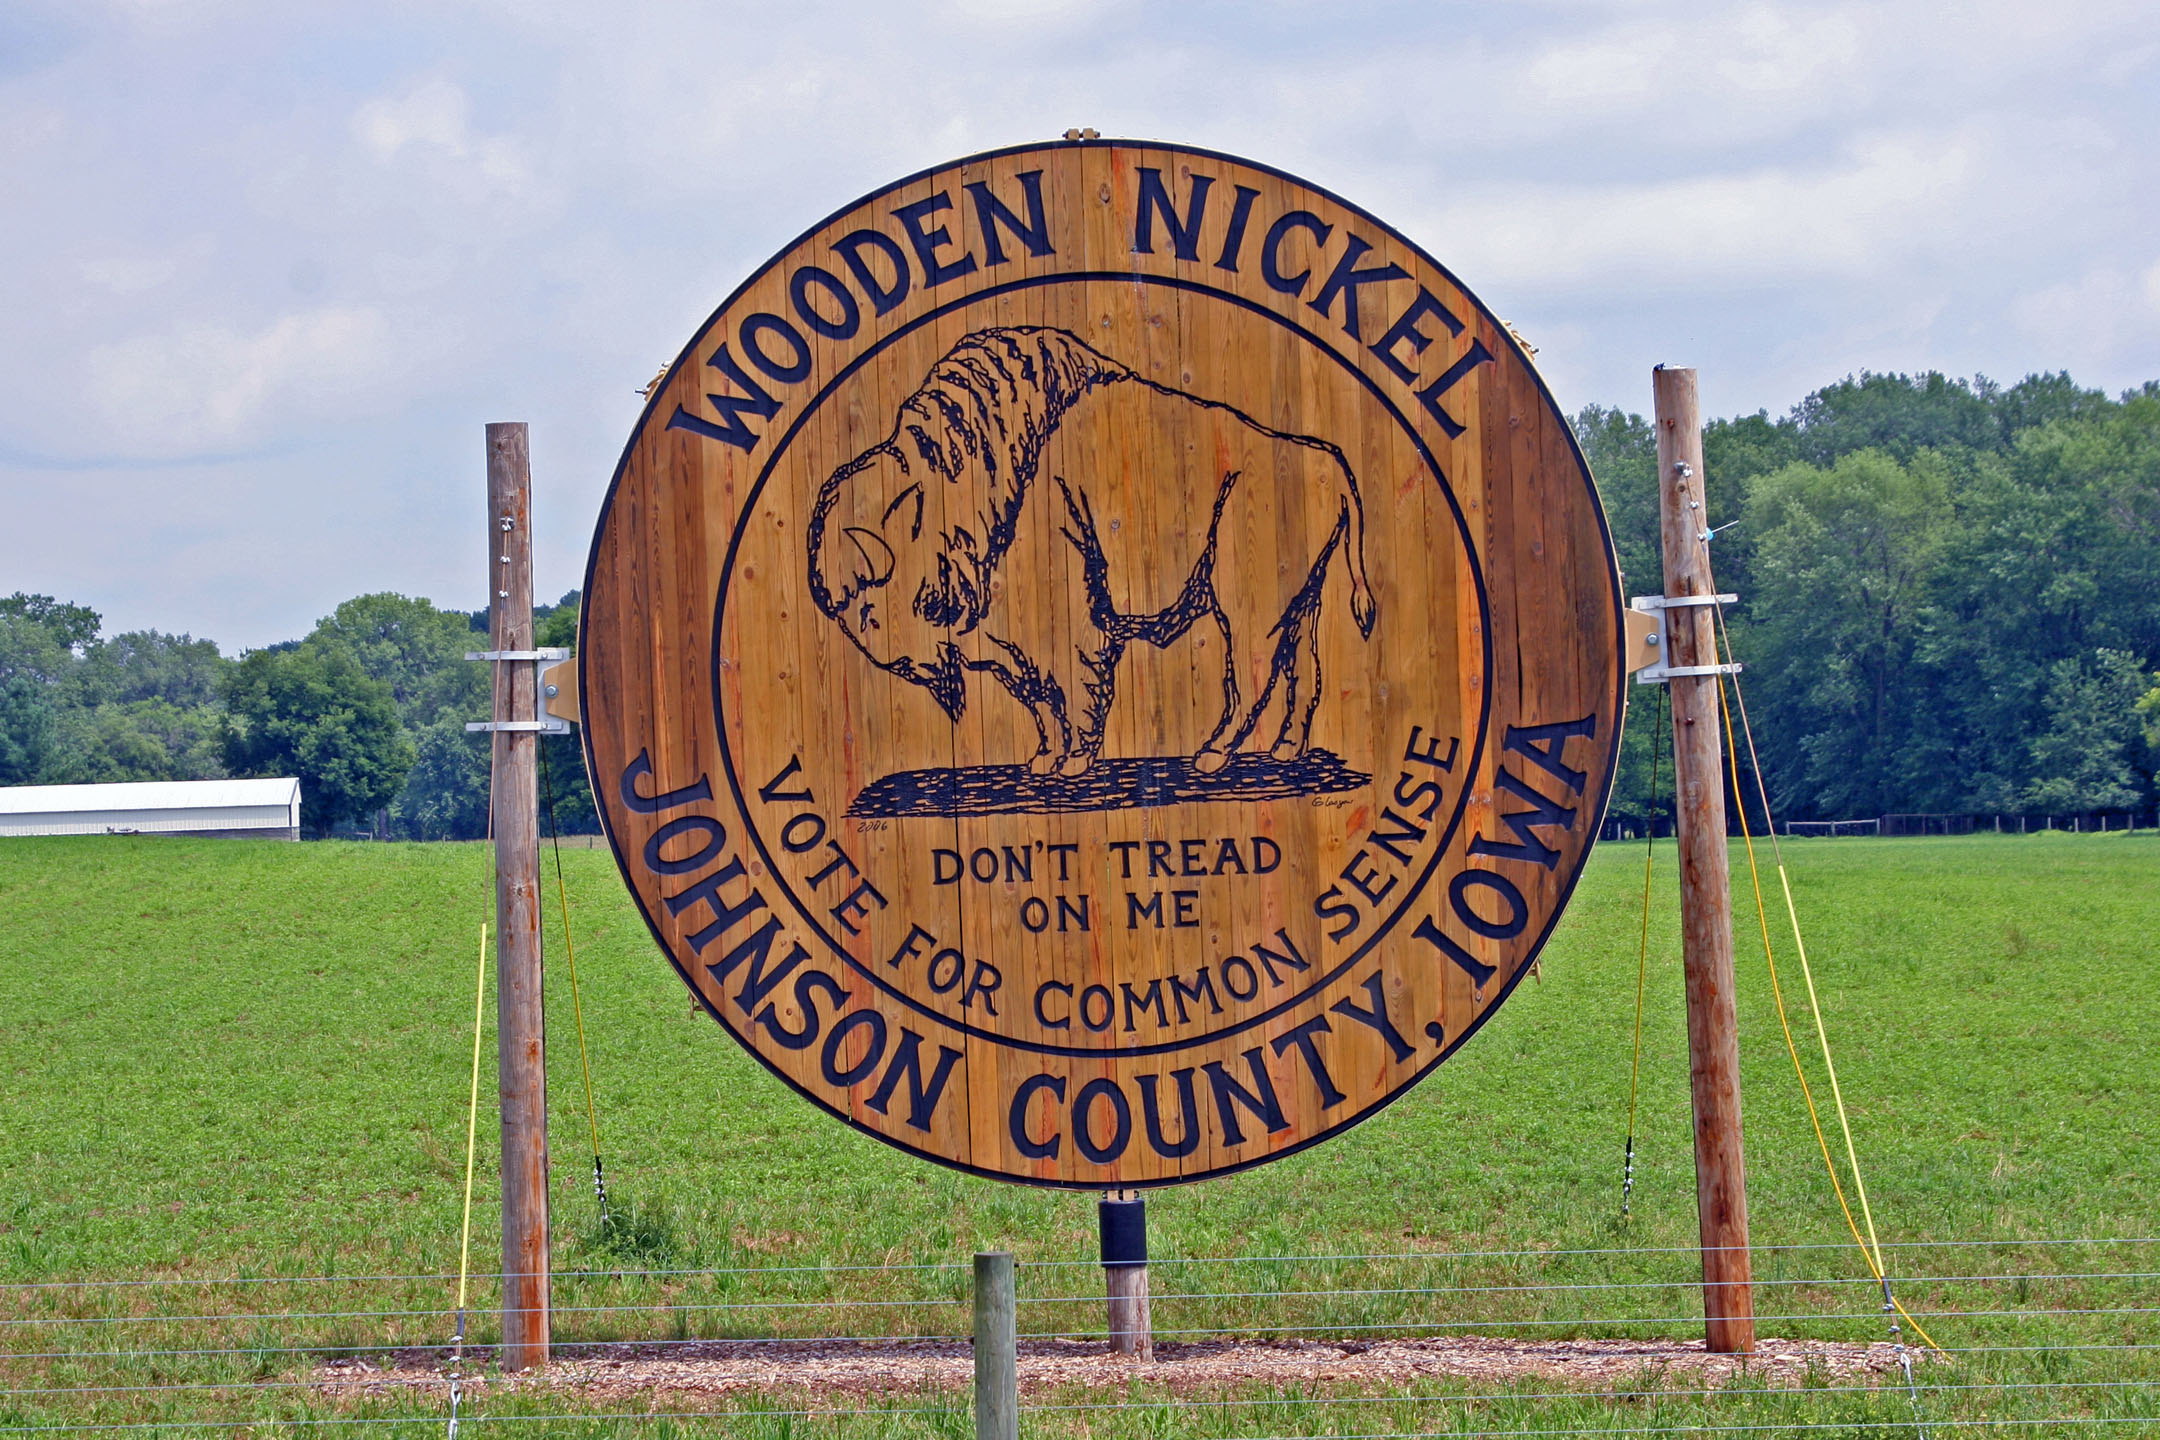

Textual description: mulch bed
[317,1334,1919,1403]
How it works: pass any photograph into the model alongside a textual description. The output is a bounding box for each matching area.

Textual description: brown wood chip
[316,1334,1917,1405]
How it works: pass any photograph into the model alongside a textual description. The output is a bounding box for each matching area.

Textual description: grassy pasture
[0,830,2155,1434]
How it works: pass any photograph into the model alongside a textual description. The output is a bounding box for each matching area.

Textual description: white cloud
[0,101,64,153]
[351,79,529,191]
[1415,132,1973,294]
[79,253,183,296]
[2009,262,2160,382]
[353,80,470,161]
[84,305,393,454]
[1525,5,1863,117]
[941,0,1107,21]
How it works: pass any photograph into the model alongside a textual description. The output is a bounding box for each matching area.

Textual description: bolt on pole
[487,421,551,1370]
[1651,366,1755,1355]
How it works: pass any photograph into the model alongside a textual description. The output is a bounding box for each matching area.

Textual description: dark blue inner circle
[708,270,1495,1060]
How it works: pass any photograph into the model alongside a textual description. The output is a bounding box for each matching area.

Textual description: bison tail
[1344,494,1378,639]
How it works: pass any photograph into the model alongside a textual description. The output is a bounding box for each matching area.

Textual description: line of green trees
[1587,371,2160,825]
[0,590,593,838]
[4,368,2155,836]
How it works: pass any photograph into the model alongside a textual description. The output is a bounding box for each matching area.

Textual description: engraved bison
[806,326,1377,778]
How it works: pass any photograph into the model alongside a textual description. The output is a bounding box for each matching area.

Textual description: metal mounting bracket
[465,647,578,733]
[464,648,573,662]
[1627,594,1743,686]
[466,719,568,734]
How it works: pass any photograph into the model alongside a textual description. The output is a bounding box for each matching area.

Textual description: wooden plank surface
[578,140,1625,1187]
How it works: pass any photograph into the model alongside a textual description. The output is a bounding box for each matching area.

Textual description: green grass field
[2,830,2155,1435]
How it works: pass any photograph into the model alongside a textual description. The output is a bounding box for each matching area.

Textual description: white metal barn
[0,778,303,840]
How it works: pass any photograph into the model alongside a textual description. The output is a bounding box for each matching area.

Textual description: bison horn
[843,526,896,588]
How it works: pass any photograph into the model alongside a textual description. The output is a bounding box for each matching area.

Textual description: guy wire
[456,923,488,1325]
[448,921,487,1438]
[1693,580,1942,1359]
[450,797,495,1440]
[1622,683,1669,1220]
[539,739,610,1222]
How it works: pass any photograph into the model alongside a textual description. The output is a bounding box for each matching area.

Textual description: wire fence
[1600,811,2157,841]
[2,1238,2156,1437]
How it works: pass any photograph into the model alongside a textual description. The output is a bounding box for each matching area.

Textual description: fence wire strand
[7,1269,2152,1330]
[8,1236,2153,1292]
[6,1246,2150,1440]
[5,1410,2160,1437]
[10,1372,2160,1405]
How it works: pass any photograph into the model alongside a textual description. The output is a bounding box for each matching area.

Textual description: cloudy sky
[3,0,2155,649]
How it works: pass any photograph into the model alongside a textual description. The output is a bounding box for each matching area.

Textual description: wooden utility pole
[487,422,551,1370]
[1651,367,1755,1354]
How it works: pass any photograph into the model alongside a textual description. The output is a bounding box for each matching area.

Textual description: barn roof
[0,777,301,814]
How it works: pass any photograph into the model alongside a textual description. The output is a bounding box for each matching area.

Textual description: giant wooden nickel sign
[581,139,1624,1187]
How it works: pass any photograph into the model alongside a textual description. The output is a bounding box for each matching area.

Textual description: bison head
[805,327,1126,724]
[807,441,971,720]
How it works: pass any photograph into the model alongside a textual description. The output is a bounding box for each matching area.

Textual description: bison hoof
[1059,755,1094,778]
[1028,753,1059,776]
[1193,749,1230,775]
[1270,741,1303,762]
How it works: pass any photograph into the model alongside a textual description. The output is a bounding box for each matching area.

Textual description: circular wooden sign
[580,139,1623,1187]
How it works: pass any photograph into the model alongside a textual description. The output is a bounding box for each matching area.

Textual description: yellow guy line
[1705,609,1943,1356]
[457,922,487,1322]
[538,744,605,1198]
[1623,686,1668,1217]
[553,842,603,1174]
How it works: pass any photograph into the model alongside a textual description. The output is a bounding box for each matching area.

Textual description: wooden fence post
[1652,367,1755,1355]
[974,1252,1017,1440]
[487,422,551,1370]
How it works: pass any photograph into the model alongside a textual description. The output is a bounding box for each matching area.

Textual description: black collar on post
[1098,1193,1147,1268]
